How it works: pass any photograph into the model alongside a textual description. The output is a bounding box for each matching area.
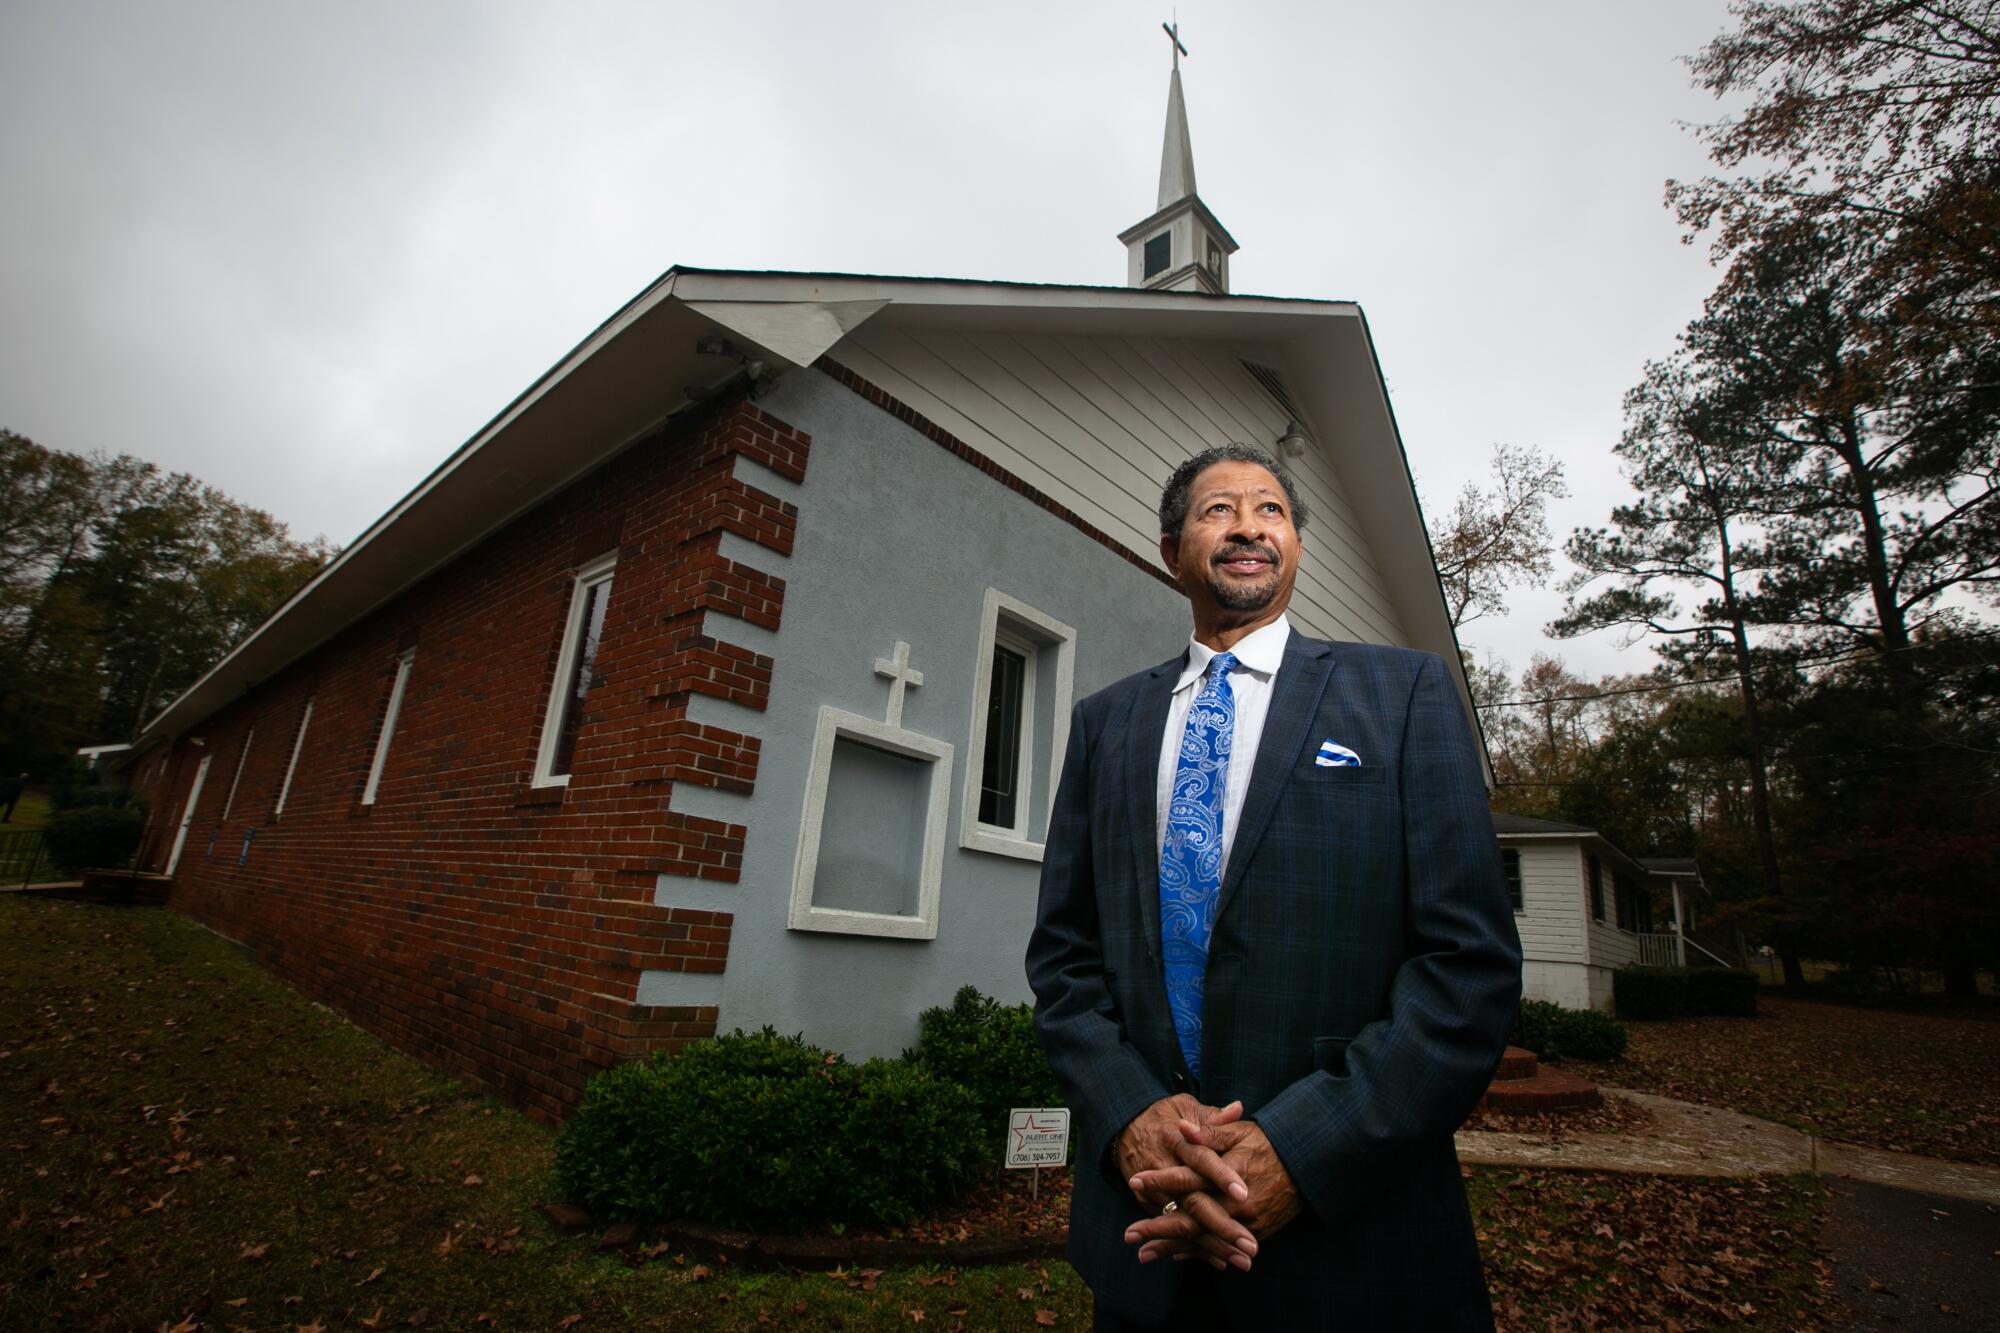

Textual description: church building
[126,56,1471,1122]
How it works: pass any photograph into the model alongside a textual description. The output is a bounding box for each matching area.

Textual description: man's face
[1159,460,1301,626]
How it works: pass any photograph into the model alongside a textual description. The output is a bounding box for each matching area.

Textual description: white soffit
[684,299,889,368]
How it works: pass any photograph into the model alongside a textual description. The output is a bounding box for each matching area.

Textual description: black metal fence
[0,828,52,886]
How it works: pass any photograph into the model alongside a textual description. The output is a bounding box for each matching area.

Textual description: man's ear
[1158,532,1181,583]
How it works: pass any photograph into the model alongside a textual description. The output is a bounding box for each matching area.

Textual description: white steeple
[1119,22,1237,295]
[1158,65,1197,208]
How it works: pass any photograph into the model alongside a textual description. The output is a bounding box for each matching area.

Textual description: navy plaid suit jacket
[1026,633,1521,1329]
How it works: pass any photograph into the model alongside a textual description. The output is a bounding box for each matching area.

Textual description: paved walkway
[1822,1178,2000,1331]
[1455,1087,2000,1205]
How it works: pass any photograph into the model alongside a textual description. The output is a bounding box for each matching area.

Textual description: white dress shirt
[1155,615,1292,874]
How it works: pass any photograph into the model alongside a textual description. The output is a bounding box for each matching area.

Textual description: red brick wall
[143,397,808,1124]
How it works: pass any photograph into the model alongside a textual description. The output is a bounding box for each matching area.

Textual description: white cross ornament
[873,640,925,728]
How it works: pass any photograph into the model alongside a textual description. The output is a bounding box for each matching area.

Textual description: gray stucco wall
[639,366,1188,1058]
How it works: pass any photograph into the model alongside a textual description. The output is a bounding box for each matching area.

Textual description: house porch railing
[1635,932,1682,968]
[1634,927,1748,970]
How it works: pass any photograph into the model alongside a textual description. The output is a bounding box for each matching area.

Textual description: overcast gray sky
[1,0,1744,679]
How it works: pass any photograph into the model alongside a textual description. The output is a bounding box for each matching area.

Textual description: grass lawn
[3,786,51,830]
[1,898,1830,1330]
[1566,996,2000,1165]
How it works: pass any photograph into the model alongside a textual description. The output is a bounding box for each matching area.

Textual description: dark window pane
[550,575,612,777]
[1501,849,1522,912]
[978,645,1027,828]
[1587,855,1604,921]
[1143,232,1171,279]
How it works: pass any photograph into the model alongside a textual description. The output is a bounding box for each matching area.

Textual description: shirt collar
[1174,615,1292,692]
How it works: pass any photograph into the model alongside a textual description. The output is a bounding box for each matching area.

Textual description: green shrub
[840,1057,987,1226]
[43,804,144,873]
[1614,967,1690,1019]
[1551,1006,1628,1060]
[1511,999,1628,1061]
[1687,967,1760,1017]
[1511,999,1561,1056]
[908,986,1062,1158]
[553,1028,983,1230]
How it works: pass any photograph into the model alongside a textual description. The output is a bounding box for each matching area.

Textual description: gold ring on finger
[1159,1199,1179,1215]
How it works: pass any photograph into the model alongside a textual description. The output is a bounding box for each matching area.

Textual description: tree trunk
[1941,956,1979,1006]
[1776,931,1808,990]
[1708,483,1791,977]
[1831,418,1908,655]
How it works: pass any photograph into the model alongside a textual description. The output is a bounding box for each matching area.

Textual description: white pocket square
[1315,740,1361,767]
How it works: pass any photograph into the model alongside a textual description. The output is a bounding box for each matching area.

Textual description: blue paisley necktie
[1161,650,1237,1082]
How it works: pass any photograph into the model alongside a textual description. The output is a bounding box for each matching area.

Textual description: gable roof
[136,267,1468,752]
[1490,812,1597,836]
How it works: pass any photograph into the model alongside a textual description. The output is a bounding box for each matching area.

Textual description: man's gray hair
[1157,443,1310,535]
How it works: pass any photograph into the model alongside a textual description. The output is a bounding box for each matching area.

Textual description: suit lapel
[1215,636,1335,922]
[1123,654,1182,955]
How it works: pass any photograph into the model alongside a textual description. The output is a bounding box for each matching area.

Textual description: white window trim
[165,752,211,877]
[275,699,313,817]
[532,552,617,788]
[361,649,416,806]
[960,588,1075,862]
[788,706,954,941]
[221,727,254,821]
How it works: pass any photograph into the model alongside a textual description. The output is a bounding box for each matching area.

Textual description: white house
[1493,813,1739,1012]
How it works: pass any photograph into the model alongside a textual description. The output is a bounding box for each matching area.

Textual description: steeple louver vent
[1239,359,1304,425]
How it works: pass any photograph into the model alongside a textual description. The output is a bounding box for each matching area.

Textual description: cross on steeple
[873,641,925,729]
[1161,18,1187,70]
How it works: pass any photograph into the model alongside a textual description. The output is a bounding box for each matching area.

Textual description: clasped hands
[1115,1094,1301,1272]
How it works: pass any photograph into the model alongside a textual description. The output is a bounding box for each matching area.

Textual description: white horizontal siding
[833,325,1407,648]
[1587,918,1642,969]
[1513,842,1586,963]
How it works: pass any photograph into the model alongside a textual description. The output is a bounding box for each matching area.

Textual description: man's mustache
[1212,541,1277,567]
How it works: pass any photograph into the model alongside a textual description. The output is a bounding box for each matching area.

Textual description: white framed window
[533,553,617,787]
[361,649,416,806]
[961,589,1075,861]
[789,706,954,940]
[221,727,254,820]
[275,699,313,817]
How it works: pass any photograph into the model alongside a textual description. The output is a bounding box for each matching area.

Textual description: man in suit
[1026,444,1521,1329]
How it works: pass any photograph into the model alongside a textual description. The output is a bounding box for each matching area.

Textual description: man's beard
[1206,543,1280,611]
